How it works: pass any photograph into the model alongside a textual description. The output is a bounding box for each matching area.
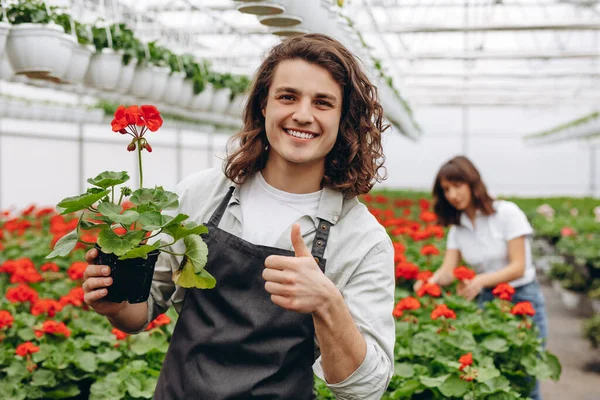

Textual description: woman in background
[415,155,547,400]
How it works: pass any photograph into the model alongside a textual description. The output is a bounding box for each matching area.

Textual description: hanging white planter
[5,23,66,79]
[0,53,14,80]
[0,22,9,59]
[163,71,186,105]
[48,33,77,82]
[560,289,584,311]
[129,64,154,98]
[116,58,138,94]
[228,93,248,118]
[147,66,171,102]
[84,48,123,91]
[62,43,94,85]
[236,2,285,15]
[211,87,233,114]
[190,83,214,112]
[177,79,194,108]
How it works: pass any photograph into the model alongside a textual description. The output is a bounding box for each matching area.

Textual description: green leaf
[419,374,450,388]
[31,369,57,387]
[75,351,98,373]
[97,202,139,225]
[138,212,189,231]
[444,330,477,351]
[130,332,170,355]
[125,374,157,398]
[130,187,179,210]
[439,374,469,398]
[43,385,81,399]
[546,353,562,381]
[17,326,36,341]
[97,229,145,256]
[46,229,79,259]
[57,189,110,214]
[87,171,130,189]
[390,379,422,398]
[486,392,519,400]
[162,222,208,243]
[481,336,509,353]
[184,235,209,274]
[482,376,511,393]
[476,366,501,383]
[394,363,415,378]
[96,350,122,363]
[173,256,216,289]
[89,372,126,400]
[119,242,161,260]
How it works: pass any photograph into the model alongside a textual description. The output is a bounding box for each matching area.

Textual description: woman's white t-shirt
[446,200,536,288]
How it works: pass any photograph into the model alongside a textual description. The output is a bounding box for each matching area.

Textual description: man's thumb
[291,224,311,258]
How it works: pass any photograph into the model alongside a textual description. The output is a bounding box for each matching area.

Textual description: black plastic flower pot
[94,244,160,304]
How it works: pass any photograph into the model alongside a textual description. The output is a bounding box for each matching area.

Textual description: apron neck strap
[310,219,332,272]
[208,186,235,228]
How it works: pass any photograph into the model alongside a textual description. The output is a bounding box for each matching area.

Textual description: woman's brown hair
[223,33,388,198]
[432,156,495,226]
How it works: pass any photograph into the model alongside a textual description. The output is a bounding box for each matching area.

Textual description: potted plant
[110,23,140,94]
[227,74,251,117]
[582,313,600,349]
[189,58,213,111]
[84,22,123,91]
[588,280,600,313]
[4,0,72,81]
[46,104,215,303]
[162,49,186,106]
[52,12,94,85]
[559,268,588,312]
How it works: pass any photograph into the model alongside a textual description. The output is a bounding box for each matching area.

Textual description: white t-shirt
[239,172,322,247]
[446,200,535,287]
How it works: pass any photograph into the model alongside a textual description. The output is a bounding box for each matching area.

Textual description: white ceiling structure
[99,0,600,109]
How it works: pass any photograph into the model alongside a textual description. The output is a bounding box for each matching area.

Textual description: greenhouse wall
[1,104,598,211]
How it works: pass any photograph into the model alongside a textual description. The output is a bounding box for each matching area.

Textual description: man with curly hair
[82,33,395,399]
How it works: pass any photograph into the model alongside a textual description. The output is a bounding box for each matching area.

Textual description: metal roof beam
[392,51,600,60]
[400,71,600,79]
[369,21,600,33]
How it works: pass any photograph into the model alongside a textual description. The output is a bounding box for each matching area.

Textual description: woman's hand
[456,276,485,301]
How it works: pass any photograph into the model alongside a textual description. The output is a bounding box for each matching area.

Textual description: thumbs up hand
[263,224,338,314]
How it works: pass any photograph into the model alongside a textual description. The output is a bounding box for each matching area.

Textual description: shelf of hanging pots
[163,71,186,106]
[258,13,302,27]
[0,20,8,58]
[146,65,171,102]
[189,82,214,112]
[84,47,124,91]
[236,1,286,16]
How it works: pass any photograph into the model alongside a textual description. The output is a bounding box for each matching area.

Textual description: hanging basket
[5,23,67,79]
[84,48,123,91]
[228,93,248,118]
[116,58,138,94]
[236,2,285,15]
[0,53,14,80]
[47,33,77,83]
[0,22,9,59]
[147,66,171,102]
[177,79,195,108]
[163,71,186,105]
[190,83,214,112]
[211,87,233,114]
[129,64,154,98]
[258,13,303,27]
[62,43,94,85]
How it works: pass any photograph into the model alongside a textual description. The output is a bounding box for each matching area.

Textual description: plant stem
[117,191,124,206]
[158,248,186,257]
[111,187,115,204]
[137,141,143,189]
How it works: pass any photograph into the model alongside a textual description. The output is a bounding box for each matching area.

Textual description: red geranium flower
[67,262,87,281]
[511,301,535,316]
[416,282,442,298]
[416,270,433,282]
[492,283,516,301]
[395,262,419,280]
[6,284,39,304]
[420,244,440,256]
[0,310,14,329]
[458,352,473,371]
[140,105,163,132]
[112,328,129,340]
[431,304,456,320]
[453,266,476,281]
[15,342,40,357]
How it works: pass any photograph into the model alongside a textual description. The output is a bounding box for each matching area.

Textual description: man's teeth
[286,129,316,139]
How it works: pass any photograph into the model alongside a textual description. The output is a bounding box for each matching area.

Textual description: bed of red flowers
[1,193,561,399]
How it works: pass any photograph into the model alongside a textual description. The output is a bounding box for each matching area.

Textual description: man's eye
[316,101,332,107]
[279,95,294,101]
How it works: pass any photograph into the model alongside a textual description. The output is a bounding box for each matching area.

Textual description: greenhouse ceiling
[62,0,600,107]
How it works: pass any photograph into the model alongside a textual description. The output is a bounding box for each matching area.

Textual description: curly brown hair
[432,156,495,226]
[222,33,388,198]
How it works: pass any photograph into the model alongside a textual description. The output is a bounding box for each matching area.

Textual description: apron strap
[310,219,332,272]
[207,186,236,228]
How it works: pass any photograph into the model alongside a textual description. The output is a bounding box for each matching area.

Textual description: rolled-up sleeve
[313,238,396,399]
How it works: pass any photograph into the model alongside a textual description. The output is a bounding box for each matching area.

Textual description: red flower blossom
[31,299,63,318]
[431,304,456,320]
[395,262,419,280]
[561,227,576,237]
[511,301,535,317]
[398,296,421,311]
[362,194,373,203]
[416,270,433,281]
[417,282,442,297]
[6,284,39,304]
[0,310,14,329]
[59,287,85,308]
[146,314,171,331]
[402,209,411,216]
[453,266,476,281]
[419,211,437,223]
[492,283,516,301]
[375,195,388,204]
[40,262,59,272]
[67,262,87,281]
[420,244,440,256]
[458,352,473,371]
[15,342,40,357]
[34,320,71,338]
[112,328,129,340]
[419,198,430,210]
